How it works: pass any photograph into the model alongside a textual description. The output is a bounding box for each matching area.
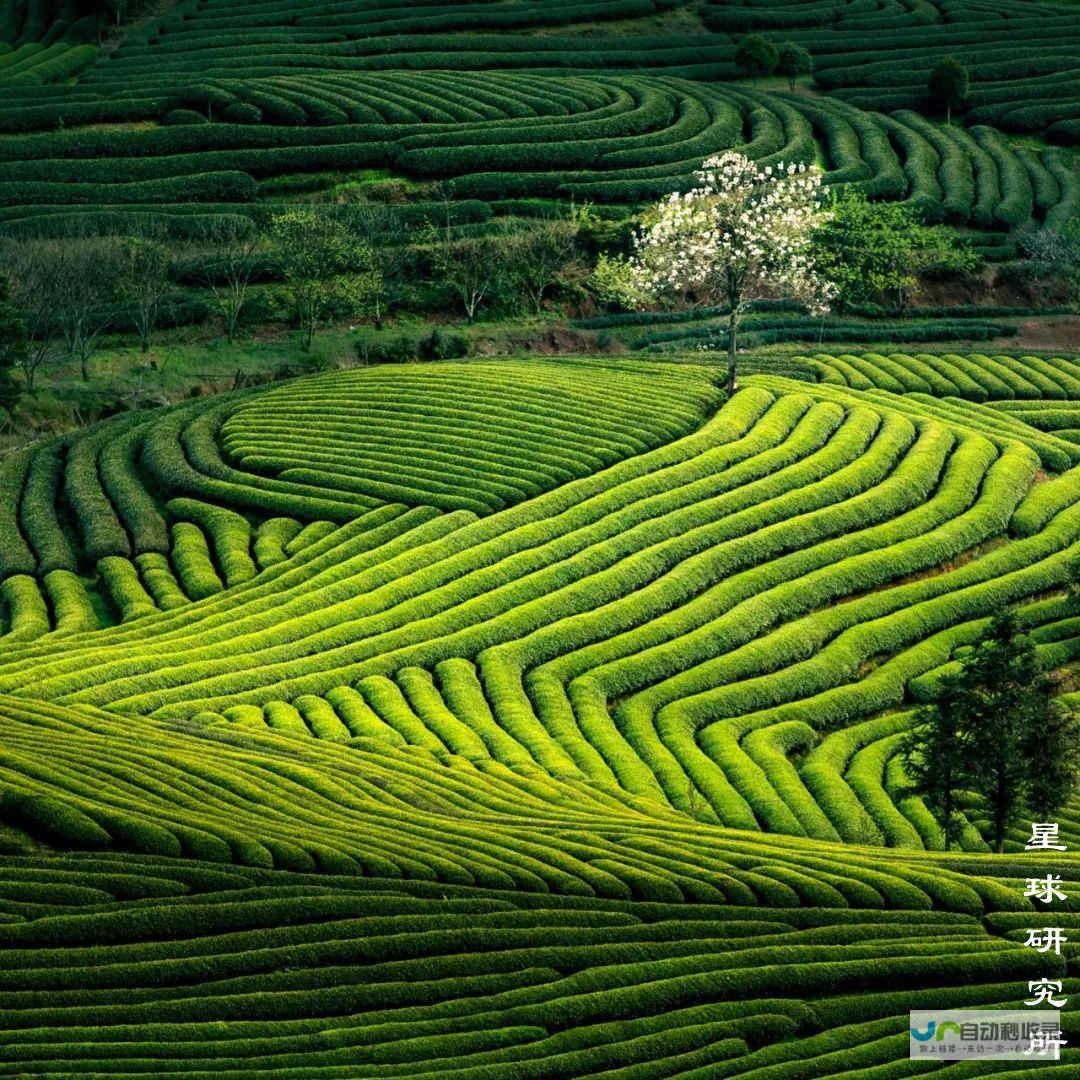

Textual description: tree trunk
[994,772,1007,853]
[943,780,953,852]
[225,296,240,344]
[726,309,738,395]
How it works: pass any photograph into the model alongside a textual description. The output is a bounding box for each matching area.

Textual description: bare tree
[350,206,409,330]
[0,243,64,395]
[50,234,125,380]
[0,275,24,418]
[120,236,170,353]
[197,218,263,344]
[435,234,508,324]
[508,221,581,315]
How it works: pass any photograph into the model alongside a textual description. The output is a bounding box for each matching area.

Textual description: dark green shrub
[734,34,780,82]
[357,334,415,364]
[0,790,111,849]
[417,327,470,360]
[221,102,263,125]
[163,108,208,126]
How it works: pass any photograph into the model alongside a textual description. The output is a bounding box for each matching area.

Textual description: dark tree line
[0,204,588,417]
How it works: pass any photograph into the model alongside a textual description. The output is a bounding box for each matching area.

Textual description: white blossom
[628,153,836,352]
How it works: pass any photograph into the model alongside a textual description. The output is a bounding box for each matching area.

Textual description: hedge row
[0,74,1069,227]
[0,840,1053,1076]
[3,365,1072,863]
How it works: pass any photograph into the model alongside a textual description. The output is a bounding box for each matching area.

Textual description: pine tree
[902,678,972,850]
[0,277,26,419]
[928,56,969,125]
[903,612,1080,853]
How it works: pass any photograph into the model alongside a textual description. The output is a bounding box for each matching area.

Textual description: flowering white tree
[628,152,837,394]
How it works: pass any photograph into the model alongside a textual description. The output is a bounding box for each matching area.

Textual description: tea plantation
[0,0,1078,243]
[2,0,1080,1073]
[0,355,1079,1075]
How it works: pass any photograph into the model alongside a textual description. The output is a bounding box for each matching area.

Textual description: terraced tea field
[0,0,1077,247]
[3,0,1080,1071]
[2,355,1080,1075]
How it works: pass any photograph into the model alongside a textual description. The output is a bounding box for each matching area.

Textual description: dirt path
[1009,316,1080,352]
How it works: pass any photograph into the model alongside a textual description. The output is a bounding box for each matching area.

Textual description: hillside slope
[3,356,1080,1074]
[0,0,1076,242]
